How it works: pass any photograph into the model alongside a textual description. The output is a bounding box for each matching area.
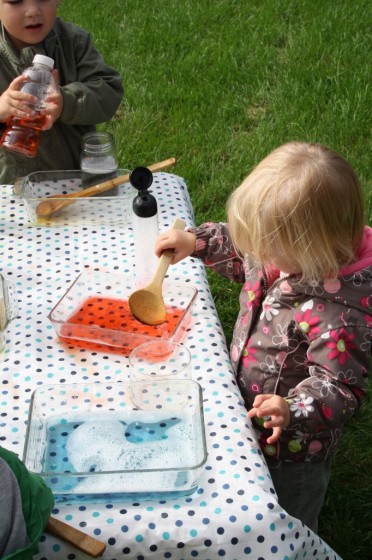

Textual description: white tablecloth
[0,174,341,560]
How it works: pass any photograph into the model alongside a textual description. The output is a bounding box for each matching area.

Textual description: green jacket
[0,17,124,184]
[0,446,54,560]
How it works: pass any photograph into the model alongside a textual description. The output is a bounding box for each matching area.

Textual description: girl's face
[0,0,59,50]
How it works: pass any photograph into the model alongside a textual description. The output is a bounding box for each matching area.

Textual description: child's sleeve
[284,322,368,438]
[188,222,246,282]
[0,446,54,560]
[58,31,124,125]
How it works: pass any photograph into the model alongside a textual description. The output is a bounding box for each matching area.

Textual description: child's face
[0,0,59,51]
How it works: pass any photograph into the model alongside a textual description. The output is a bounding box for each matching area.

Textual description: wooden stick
[35,157,176,218]
[46,516,106,558]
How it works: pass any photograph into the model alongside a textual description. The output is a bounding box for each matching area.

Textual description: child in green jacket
[0,446,54,560]
[0,0,123,184]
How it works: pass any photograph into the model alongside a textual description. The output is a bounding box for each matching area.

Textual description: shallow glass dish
[13,169,135,227]
[23,380,207,503]
[48,270,197,356]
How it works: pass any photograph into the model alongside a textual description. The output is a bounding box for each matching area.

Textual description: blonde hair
[227,142,365,283]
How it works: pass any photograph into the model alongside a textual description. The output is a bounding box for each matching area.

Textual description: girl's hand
[0,75,38,122]
[247,394,290,444]
[155,229,196,264]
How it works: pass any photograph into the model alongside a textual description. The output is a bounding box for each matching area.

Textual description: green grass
[60,1,371,558]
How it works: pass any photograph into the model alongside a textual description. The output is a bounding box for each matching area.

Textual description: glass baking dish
[13,169,135,227]
[48,270,197,356]
[23,380,207,503]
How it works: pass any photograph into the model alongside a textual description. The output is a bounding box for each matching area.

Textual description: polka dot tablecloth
[0,175,341,560]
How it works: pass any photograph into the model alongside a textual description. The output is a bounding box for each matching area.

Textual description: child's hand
[42,70,63,129]
[0,75,38,122]
[155,229,196,264]
[247,394,290,444]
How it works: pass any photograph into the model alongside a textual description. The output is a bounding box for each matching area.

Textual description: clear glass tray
[23,380,207,503]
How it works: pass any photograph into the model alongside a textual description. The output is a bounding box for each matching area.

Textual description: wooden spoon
[35,157,176,218]
[128,217,185,325]
[46,516,106,557]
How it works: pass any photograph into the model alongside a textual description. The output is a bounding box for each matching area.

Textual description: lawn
[60,1,371,558]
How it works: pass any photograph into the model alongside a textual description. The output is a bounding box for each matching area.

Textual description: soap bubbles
[66,420,126,472]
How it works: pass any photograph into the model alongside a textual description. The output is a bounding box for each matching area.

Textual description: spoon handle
[149,218,186,293]
[46,516,106,557]
[35,158,176,218]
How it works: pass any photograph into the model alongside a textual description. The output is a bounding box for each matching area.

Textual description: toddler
[0,0,123,183]
[156,142,371,532]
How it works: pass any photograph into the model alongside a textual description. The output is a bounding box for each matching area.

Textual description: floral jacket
[190,223,372,463]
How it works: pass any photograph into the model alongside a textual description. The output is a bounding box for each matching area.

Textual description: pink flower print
[360,295,372,310]
[311,377,338,398]
[210,231,225,247]
[324,278,341,293]
[289,393,314,418]
[260,296,280,321]
[326,328,356,365]
[320,403,333,420]
[276,351,287,366]
[242,340,257,368]
[365,313,372,327]
[231,344,239,362]
[338,369,357,386]
[295,308,320,340]
[250,381,261,393]
[195,239,206,252]
[280,280,293,294]
[243,280,262,311]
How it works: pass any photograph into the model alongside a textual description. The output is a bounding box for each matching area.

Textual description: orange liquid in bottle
[58,297,187,356]
[0,113,48,157]
[11,112,49,130]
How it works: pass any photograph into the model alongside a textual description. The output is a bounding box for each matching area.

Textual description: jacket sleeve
[188,222,246,283]
[284,322,369,436]
[0,447,54,560]
[58,31,123,125]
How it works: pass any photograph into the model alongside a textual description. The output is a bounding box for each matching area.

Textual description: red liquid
[0,113,48,157]
[58,296,187,356]
[10,113,49,130]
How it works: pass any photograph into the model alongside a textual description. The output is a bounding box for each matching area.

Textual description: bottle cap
[131,167,157,218]
[32,54,54,69]
[130,166,153,192]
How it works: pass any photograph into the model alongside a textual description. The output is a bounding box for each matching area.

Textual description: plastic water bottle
[0,54,55,157]
[130,166,159,287]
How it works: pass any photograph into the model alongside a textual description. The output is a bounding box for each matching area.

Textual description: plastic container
[23,380,207,503]
[131,166,159,286]
[0,54,56,157]
[48,270,197,356]
[13,169,135,227]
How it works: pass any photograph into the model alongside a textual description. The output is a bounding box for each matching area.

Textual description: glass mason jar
[80,131,119,195]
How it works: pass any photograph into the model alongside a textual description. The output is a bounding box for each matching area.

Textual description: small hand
[247,394,290,444]
[155,229,196,264]
[0,75,37,122]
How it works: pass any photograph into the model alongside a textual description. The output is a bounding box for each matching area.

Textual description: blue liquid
[41,412,203,503]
